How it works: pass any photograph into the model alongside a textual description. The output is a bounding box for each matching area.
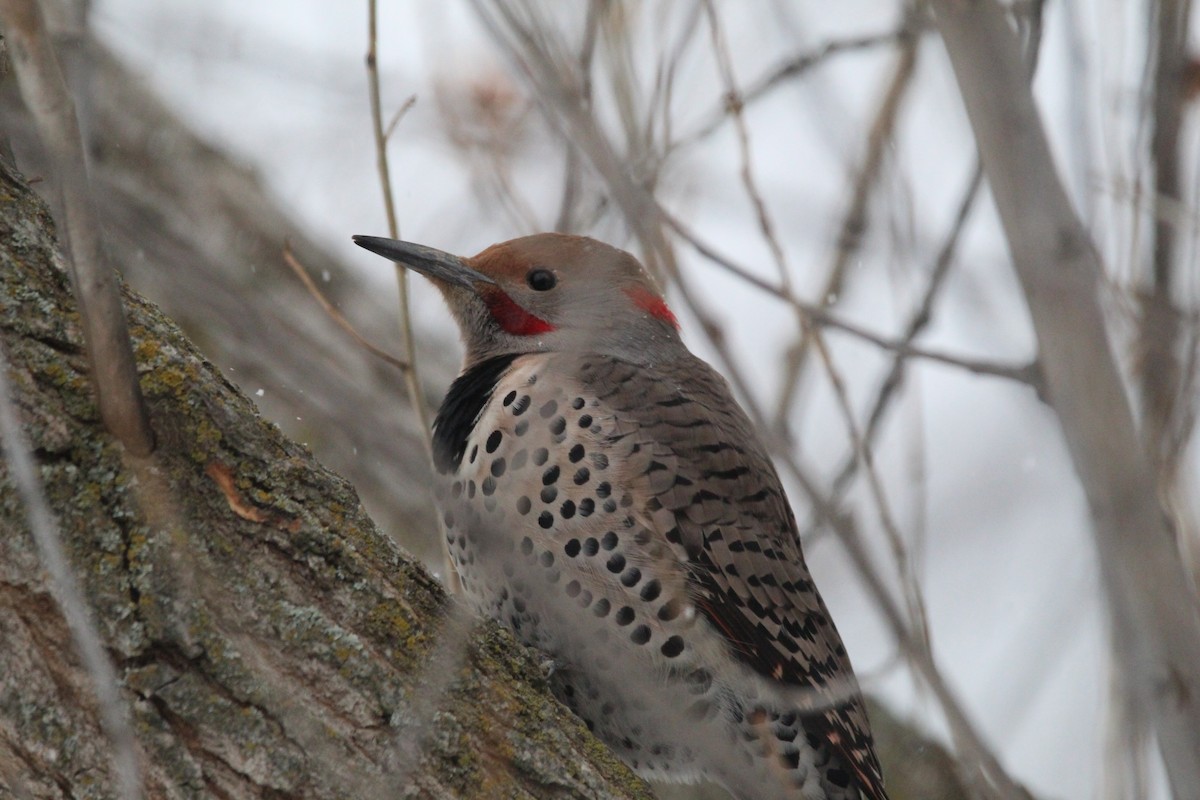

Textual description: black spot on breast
[486,430,503,453]
[564,538,581,557]
[614,606,635,626]
[432,354,518,473]
[630,625,650,644]
[661,636,684,657]
[543,465,560,485]
[516,496,531,515]
[538,511,554,529]
[550,417,567,436]
[569,444,585,463]
[578,498,595,517]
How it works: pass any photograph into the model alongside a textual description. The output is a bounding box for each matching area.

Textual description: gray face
[356,232,684,366]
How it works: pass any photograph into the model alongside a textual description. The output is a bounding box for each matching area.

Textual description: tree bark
[0,153,652,799]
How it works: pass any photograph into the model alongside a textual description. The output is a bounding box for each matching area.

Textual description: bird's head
[353,233,682,366]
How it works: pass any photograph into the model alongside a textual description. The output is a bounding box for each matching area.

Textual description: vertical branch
[365,0,457,592]
[0,345,142,800]
[932,2,1200,795]
[1139,0,1193,473]
[0,0,154,456]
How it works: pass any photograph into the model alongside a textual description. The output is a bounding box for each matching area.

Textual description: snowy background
[87,2,1198,798]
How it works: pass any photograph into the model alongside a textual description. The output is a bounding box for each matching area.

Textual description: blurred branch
[773,13,920,430]
[1138,0,1193,477]
[829,163,986,502]
[0,0,154,456]
[701,0,792,291]
[932,1,1200,796]
[553,0,599,233]
[662,210,1041,389]
[365,0,455,591]
[281,243,410,373]
[0,342,142,800]
[677,22,922,148]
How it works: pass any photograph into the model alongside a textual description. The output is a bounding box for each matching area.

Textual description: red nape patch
[483,290,556,336]
[624,286,679,329]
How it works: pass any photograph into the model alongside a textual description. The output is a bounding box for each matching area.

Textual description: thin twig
[810,326,933,657]
[366,0,456,592]
[772,17,920,429]
[701,0,793,292]
[661,208,1041,388]
[0,0,154,456]
[383,94,417,141]
[828,162,986,503]
[281,244,410,373]
[676,25,919,148]
[0,344,143,800]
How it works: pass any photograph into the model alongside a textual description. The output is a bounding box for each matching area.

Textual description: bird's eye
[526,268,557,291]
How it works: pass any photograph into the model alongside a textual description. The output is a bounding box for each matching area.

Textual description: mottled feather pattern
[577,354,886,800]
[438,351,885,800]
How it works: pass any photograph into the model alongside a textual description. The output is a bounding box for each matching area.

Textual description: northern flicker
[354,233,889,800]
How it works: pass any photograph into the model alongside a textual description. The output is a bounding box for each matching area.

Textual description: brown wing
[574,352,888,800]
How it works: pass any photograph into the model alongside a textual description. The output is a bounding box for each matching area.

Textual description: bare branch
[662,209,1042,388]
[677,24,921,148]
[281,244,410,373]
[772,18,920,429]
[829,162,986,502]
[932,1,1200,794]
[0,0,153,456]
[365,0,456,592]
[1137,0,1193,475]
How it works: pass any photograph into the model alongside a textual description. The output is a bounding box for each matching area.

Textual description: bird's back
[433,349,887,800]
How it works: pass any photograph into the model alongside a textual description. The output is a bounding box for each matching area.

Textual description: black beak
[353,235,495,289]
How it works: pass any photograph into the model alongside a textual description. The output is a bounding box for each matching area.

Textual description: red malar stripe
[483,290,555,336]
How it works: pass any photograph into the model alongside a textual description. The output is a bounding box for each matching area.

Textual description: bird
[354,232,889,800]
